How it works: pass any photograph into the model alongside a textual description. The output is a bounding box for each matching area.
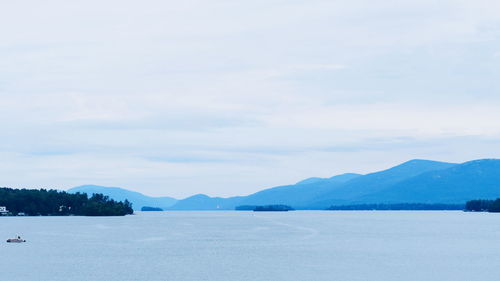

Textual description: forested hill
[0,188,133,216]
[68,185,177,211]
[167,159,500,210]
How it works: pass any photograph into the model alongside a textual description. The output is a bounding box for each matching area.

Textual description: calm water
[1,211,500,281]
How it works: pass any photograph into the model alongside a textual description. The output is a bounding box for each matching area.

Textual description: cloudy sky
[1,0,500,198]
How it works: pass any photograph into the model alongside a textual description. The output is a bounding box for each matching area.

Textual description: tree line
[0,187,133,216]
[465,199,500,212]
[236,205,294,211]
[327,203,465,211]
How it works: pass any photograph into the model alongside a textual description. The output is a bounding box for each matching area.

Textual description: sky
[1,0,500,198]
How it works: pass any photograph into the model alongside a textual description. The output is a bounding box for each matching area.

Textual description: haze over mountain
[68,159,500,210]
[234,173,362,208]
[68,185,177,211]
[358,159,500,204]
[167,159,500,210]
[310,159,458,207]
[168,194,244,210]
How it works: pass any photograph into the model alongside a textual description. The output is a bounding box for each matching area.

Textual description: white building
[0,206,8,214]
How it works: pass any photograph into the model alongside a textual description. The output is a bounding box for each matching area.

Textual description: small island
[0,187,133,216]
[252,205,294,212]
[141,206,163,211]
[465,199,500,212]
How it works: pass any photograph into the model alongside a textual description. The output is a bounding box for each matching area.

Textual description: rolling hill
[167,194,244,210]
[69,159,500,210]
[308,159,458,207]
[168,159,462,210]
[234,173,362,208]
[356,159,500,204]
[68,185,177,211]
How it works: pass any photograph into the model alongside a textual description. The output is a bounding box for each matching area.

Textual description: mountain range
[68,159,500,210]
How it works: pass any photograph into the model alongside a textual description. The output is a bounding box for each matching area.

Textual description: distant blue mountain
[356,159,500,204]
[72,159,500,211]
[235,173,362,208]
[68,185,177,211]
[169,159,461,210]
[309,159,458,207]
[166,173,361,210]
[296,173,361,185]
[295,177,325,185]
[167,194,243,210]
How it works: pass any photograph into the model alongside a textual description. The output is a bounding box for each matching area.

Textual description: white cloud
[0,0,500,197]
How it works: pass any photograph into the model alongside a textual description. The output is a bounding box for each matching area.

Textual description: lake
[1,211,500,281]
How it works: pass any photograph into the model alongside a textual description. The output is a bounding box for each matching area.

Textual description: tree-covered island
[141,206,163,211]
[0,187,133,216]
[465,199,500,212]
[235,205,294,211]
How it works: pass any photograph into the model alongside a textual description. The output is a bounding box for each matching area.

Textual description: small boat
[7,236,26,243]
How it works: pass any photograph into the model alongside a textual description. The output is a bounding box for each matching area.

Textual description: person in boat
[7,236,26,243]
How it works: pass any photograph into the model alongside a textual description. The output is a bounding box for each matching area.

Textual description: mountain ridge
[307,159,458,207]
[68,158,500,210]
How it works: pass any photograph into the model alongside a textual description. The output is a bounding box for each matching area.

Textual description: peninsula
[0,187,133,216]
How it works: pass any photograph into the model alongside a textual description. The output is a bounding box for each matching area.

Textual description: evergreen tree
[0,187,133,216]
